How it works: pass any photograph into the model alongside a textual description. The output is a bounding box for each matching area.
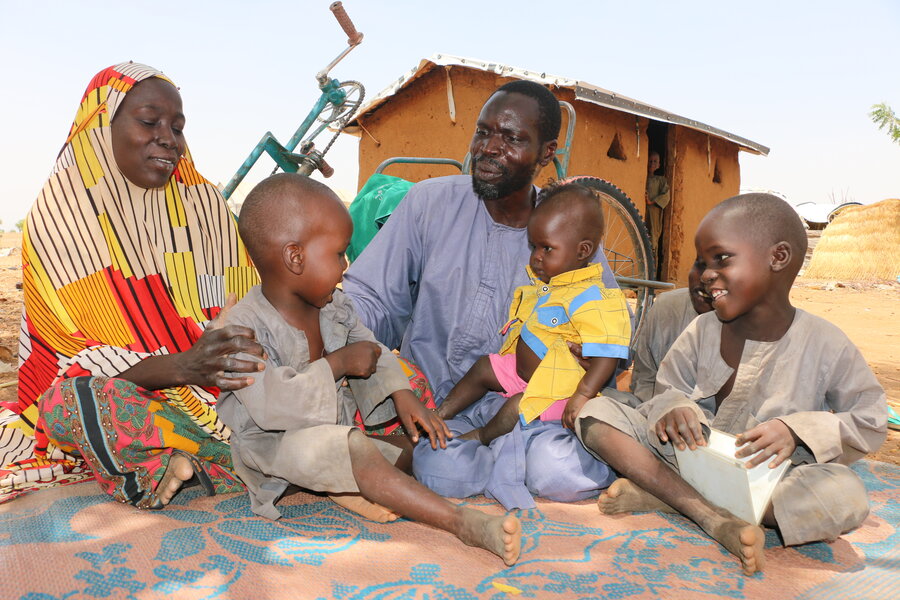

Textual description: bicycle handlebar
[330,2,363,46]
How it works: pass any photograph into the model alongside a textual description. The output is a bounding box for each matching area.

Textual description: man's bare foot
[456,508,521,566]
[597,478,675,514]
[330,494,401,523]
[709,518,767,575]
[156,453,194,506]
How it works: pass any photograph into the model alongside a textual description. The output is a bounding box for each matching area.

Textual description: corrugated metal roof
[349,53,769,156]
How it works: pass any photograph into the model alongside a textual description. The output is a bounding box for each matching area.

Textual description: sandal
[888,405,900,432]
[150,450,215,509]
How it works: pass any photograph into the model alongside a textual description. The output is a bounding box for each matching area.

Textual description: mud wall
[664,128,741,284]
[356,68,506,184]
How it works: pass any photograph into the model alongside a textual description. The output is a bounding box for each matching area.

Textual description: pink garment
[488,353,567,422]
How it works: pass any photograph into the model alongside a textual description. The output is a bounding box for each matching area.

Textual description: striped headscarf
[0,62,258,499]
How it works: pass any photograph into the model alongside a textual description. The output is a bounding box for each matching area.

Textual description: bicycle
[373,101,673,343]
[221,2,366,200]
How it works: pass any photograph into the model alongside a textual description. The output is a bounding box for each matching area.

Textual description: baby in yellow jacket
[437,181,631,441]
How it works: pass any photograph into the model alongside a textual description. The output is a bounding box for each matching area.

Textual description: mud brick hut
[347,54,768,285]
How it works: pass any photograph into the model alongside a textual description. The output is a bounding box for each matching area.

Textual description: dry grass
[804,198,900,280]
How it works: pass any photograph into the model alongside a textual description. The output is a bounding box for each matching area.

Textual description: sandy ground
[0,231,897,464]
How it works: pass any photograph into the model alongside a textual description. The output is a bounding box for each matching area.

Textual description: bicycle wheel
[560,176,655,344]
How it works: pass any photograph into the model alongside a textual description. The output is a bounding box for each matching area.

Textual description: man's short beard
[471,158,535,201]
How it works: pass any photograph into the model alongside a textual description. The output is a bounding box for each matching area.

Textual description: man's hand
[735,419,797,469]
[655,406,705,450]
[566,341,591,370]
[393,389,452,449]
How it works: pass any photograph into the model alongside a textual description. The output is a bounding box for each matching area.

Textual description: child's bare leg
[329,494,400,522]
[581,419,766,575]
[599,478,674,513]
[372,432,414,474]
[347,430,521,565]
[437,356,502,420]
[459,393,521,444]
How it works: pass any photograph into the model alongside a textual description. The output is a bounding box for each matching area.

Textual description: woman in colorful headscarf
[0,62,265,508]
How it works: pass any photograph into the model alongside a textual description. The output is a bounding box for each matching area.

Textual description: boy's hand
[393,389,452,449]
[328,341,381,379]
[656,407,705,450]
[735,419,797,469]
[562,393,591,430]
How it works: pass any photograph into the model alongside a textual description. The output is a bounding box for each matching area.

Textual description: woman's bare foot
[709,518,767,575]
[330,494,401,523]
[156,453,194,506]
[456,508,522,566]
[597,478,675,514]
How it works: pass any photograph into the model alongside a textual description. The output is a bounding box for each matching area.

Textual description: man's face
[648,153,660,175]
[469,92,554,201]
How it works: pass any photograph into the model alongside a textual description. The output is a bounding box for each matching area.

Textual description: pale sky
[2,0,899,231]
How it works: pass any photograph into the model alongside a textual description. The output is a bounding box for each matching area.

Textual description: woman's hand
[735,419,797,469]
[119,294,266,391]
[393,389,452,449]
[178,294,266,390]
[326,341,381,380]
[655,406,705,450]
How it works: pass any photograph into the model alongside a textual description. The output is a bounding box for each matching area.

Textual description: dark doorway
[645,120,670,280]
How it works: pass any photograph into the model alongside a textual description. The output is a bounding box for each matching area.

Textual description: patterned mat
[1,460,897,600]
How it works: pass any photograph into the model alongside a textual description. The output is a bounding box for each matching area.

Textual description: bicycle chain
[319,80,365,159]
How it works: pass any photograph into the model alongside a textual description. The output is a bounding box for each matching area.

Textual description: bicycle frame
[221,79,350,199]
[221,2,364,200]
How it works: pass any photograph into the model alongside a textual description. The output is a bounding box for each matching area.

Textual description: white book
[674,428,790,525]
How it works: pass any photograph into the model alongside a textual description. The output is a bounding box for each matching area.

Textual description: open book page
[674,429,790,524]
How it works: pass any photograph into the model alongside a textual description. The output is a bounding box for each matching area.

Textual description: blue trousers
[412,392,616,510]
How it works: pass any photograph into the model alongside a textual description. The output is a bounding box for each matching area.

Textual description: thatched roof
[804,199,900,281]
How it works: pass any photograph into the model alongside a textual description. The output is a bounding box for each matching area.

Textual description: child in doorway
[437,181,631,443]
[216,173,521,566]
[574,193,887,575]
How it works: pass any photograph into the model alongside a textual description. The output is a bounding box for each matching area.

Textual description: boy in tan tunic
[216,173,522,566]
[575,193,887,575]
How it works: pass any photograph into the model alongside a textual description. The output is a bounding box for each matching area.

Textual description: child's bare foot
[709,518,767,575]
[330,494,401,523]
[597,478,674,514]
[456,507,521,565]
[156,453,194,506]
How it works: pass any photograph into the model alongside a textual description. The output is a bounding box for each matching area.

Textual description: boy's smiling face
[694,212,774,324]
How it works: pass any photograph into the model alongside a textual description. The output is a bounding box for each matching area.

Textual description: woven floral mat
[1,460,897,599]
